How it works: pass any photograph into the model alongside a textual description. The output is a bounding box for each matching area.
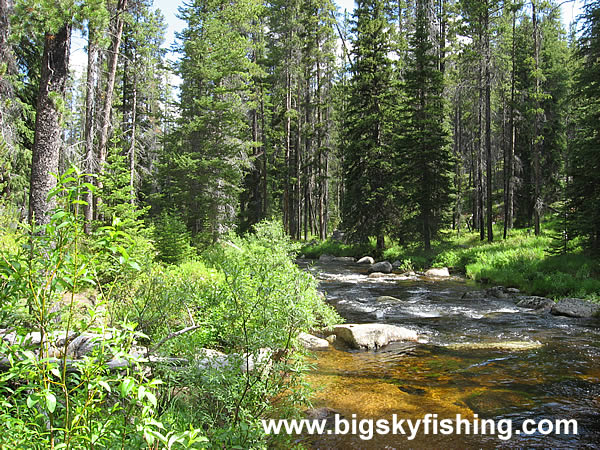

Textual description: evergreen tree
[341,0,396,250]
[161,0,262,241]
[569,0,600,252]
[397,0,454,250]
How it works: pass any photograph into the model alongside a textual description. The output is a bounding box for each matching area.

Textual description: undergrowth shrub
[0,168,205,448]
[124,220,341,447]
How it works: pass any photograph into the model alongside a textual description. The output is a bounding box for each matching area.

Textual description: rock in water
[424,267,450,277]
[357,256,375,265]
[319,254,335,263]
[376,296,404,303]
[551,298,600,318]
[516,296,554,312]
[331,324,418,350]
[333,256,355,263]
[297,332,329,351]
[368,261,393,274]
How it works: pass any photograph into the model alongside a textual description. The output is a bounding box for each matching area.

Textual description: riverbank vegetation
[302,223,600,300]
[0,172,340,448]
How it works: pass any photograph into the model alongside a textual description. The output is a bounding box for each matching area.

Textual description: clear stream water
[298,259,600,449]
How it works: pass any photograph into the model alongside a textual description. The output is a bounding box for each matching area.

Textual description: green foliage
[342,0,397,248]
[569,0,600,253]
[300,239,375,259]
[0,168,204,447]
[395,0,454,250]
[153,211,195,265]
[117,220,340,447]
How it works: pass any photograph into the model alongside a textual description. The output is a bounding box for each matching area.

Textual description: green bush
[128,220,341,447]
[0,168,205,448]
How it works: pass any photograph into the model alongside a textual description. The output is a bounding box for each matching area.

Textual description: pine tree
[164,0,262,241]
[341,0,396,250]
[397,0,454,250]
[569,0,600,252]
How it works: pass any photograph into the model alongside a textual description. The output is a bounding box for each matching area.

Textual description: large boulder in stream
[329,324,418,350]
[368,261,393,274]
[357,256,375,265]
[551,298,600,318]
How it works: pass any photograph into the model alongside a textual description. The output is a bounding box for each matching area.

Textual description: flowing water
[299,259,600,449]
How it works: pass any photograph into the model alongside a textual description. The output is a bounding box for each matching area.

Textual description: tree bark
[485,4,493,242]
[532,0,542,236]
[504,4,516,239]
[83,29,99,233]
[29,24,71,226]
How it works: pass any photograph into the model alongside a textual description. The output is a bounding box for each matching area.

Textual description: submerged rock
[368,261,393,274]
[551,298,600,318]
[461,291,483,299]
[376,295,404,303]
[368,272,388,279]
[516,296,554,312]
[298,332,329,351]
[333,256,355,263]
[424,267,450,278]
[329,324,418,350]
[319,254,335,263]
[486,286,510,298]
[448,340,543,351]
[357,256,375,265]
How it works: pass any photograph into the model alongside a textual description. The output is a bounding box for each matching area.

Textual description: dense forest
[0,0,598,253]
[1,0,599,447]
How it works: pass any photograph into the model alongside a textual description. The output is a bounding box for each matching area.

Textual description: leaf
[45,392,57,413]
[26,395,36,409]
[98,380,111,393]
[145,391,157,408]
[120,378,135,398]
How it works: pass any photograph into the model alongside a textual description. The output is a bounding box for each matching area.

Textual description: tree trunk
[29,24,71,226]
[485,5,493,242]
[532,0,542,236]
[95,0,128,220]
[504,5,516,239]
[129,77,137,204]
[83,29,99,232]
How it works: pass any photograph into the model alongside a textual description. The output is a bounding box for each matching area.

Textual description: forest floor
[301,223,600,302]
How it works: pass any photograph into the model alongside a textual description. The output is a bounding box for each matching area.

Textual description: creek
[299,259,600,448]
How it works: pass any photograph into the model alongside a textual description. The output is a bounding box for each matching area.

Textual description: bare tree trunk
[478,28,485,241]
[29,24,71,226]
[95,0,128,220]
[504,5,516,239]
[532,0,542,236]
[83,29,98,233]
[129,77,137,205]
[485,4,493,242]
[284,69,291,234]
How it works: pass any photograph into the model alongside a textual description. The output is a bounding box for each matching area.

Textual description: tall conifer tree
[341,0,395,250]
[397,0,453,250]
